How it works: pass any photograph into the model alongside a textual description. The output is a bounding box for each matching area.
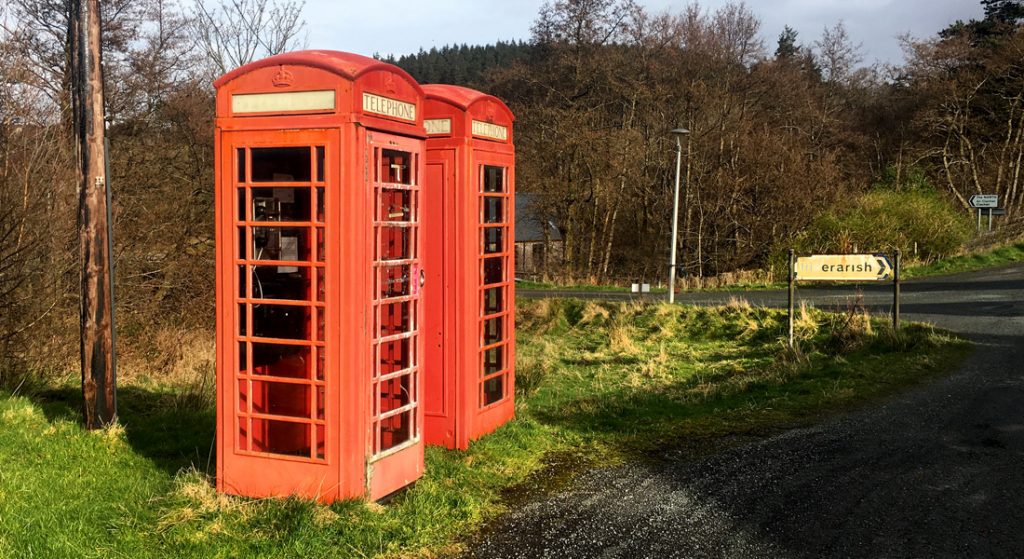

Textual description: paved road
[471,265,1024,558]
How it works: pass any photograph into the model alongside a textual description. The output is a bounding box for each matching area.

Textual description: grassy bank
[904,240,1024,278]
[516,280,668,293]
[0,301,969,558]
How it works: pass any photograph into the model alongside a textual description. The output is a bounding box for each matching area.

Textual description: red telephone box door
[219,128,338,498]
[366,131,425,499]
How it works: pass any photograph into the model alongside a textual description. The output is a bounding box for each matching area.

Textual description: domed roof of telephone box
[214,49,423,94]
[422,84,514,121]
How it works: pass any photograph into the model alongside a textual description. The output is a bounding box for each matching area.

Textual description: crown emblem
[384,74,397,94]
[272,66,293,87]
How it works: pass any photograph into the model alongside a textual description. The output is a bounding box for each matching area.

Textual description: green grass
[516,279,668,293]
[904,240,1024,278]
[0,301,969,558]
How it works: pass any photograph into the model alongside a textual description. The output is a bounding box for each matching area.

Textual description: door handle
[419,269,426,288]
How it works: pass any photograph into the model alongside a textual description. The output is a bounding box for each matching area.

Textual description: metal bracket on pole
[893,249,901,331]
[788,249,795,348]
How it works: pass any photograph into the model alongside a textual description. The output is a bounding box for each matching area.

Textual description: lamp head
[670,128,690,135]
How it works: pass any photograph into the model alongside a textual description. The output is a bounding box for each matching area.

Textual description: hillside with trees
[0,0,1022,380]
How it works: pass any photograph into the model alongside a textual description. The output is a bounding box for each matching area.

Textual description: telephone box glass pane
[237,227,246,261]
[252,304,310,340]
[380,411,412,451]
[380,375,411,413]
[253,227,310,261]
[251,147,311,182]
[483,166,504,193]
[237,265,247,298]
[483,257,503,285]
[316,146,325,182]
[380,149,412,184]
[379,301,412,337]
[484,316,503,346]
[238,341,248,371]
[484,287,503,314]
[250,418,311,457]
[483,197,503,223]
[251,266,310,300]
[379,226,411,260]
[379,264,411,297]
[237,189,246,220]
[252,343,312,379]
[251,188,311,222]
[238,380,248,413]
[251,380,311,418]
[483,375,504,405]
[484,345,504,375]
[379,189,412,221]
[379,338,411,375]
[237,149,247,182]
[483,227,503,254]
[316,348,325,381]
[238,305,248,336]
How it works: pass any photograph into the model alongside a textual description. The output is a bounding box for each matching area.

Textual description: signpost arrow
[875,256,893,280]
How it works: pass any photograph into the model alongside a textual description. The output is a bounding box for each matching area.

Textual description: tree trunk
[72,0,117,429]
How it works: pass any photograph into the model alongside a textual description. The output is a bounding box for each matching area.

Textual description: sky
[303,0,985,66]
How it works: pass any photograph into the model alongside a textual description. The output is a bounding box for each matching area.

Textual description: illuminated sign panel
[232,90,336,114]
[471,120,508,141]
[362,93,416,121]
[424,118,452,135]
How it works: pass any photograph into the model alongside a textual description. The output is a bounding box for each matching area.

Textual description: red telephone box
[422,85,516,450]
[214,51,427,502]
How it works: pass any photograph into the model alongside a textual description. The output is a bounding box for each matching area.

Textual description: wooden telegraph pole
[71,0,117,428]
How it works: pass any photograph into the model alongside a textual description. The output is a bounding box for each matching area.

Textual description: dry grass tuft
[579,302,611,325]
[608,322,641,355]
[794,300,820,340]
[629,343,671,386]
[516,337,558,396]
[158,469,256,533]
[724,296,752,311]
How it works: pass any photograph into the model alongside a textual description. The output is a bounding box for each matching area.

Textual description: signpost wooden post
[788,250,795,348]
[788,252,900,347]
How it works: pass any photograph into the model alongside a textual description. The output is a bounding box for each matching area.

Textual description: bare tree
[191,0,308,78]
[815,21,863,85]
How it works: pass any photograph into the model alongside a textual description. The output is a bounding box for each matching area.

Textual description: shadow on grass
[30,386,215,477]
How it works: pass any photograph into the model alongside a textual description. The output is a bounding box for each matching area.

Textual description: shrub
[775,173,972,272]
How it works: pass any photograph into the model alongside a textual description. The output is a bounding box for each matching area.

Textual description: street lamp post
[668,128,689,304]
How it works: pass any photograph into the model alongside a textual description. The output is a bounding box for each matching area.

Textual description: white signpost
[970,195,999,232]
[969,194,998,208]
[787,251,901,348]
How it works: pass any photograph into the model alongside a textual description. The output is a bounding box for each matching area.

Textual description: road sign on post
[787,252,901,348]
[794,254,894,282]
[969,195,998,208]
